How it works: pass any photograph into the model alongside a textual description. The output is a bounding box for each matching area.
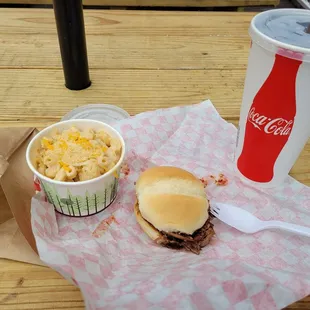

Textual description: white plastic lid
[250,9,310,62]
[62,104,130,124]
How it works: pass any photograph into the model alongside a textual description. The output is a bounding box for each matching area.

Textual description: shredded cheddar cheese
[76,137,92,149]
[42,138,54,150]
[59,161,71,172]
[68,132,80,141]
[37,127,122,182]
[58,140,68,150]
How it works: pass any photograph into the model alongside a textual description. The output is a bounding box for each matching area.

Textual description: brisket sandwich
[134,166,215,254]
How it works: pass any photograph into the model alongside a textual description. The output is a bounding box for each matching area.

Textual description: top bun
[136,166,209,235]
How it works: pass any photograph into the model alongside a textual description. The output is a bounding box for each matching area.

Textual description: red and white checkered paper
[31,100,310,310]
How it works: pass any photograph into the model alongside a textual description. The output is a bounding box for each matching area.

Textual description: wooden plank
[0,68,246,125]
[0,10,254,69]
[0,0,280,7]
[0,9,255,36]
[0,34,250,70]
[0,259,83,310]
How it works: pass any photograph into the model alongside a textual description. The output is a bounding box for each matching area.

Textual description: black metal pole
[53,0,91,90]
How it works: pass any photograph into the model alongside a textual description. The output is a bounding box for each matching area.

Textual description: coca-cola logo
[247,108,293,136]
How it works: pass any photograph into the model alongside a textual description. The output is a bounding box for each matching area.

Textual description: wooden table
[0,0,280,8]
[0,8,309,309]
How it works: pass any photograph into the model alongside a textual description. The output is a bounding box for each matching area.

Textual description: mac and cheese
[36,127,122,182]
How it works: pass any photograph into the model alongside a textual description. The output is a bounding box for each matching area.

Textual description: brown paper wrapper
[0,128,44,266]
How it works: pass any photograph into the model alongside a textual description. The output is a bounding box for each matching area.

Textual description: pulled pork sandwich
[134,166,214,254]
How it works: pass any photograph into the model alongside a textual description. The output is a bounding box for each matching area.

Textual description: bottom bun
[134,201,162,241]
[134,201,215,255]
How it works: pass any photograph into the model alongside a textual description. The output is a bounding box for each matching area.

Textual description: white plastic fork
[210,202,310,237]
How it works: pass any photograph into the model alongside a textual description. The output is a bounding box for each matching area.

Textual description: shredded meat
[164,231,194,242]
[156,214,215,255]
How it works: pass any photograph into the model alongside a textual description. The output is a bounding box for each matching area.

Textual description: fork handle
[263,220,310,238]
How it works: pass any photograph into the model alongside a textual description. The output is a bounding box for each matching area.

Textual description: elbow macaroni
[36,127,122,182]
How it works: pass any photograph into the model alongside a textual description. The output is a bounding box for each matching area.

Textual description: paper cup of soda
[26,119,125,216]
[235,9,310,187]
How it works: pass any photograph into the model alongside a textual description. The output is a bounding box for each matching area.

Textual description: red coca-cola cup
[235,9,310,187]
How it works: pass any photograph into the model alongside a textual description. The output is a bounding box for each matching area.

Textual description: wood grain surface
[0,259,84,310]
[0,0,280,7]
[0,8,308,310]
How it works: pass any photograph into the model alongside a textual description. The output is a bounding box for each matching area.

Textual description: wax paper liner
[31,100,310,310]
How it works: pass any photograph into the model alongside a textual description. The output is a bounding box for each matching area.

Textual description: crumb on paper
[34,178,41,192]
[200,173,228,187]
[215,173,228,186]
[121,163,130,178]
[200,178,208,188]
[92,215,119,238]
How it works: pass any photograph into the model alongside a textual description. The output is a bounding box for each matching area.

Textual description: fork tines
[210,205,219,216]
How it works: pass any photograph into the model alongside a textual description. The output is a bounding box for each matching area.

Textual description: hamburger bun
[135,166,209,235]
[134,201,161,242]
